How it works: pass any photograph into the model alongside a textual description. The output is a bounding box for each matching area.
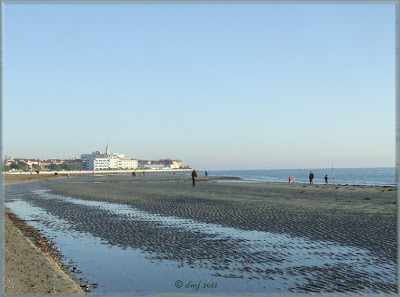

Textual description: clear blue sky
[3,3,396,170]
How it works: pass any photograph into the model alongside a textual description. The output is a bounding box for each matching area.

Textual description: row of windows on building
[86,157,139,170]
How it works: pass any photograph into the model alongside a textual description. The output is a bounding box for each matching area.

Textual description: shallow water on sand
[5,182,396,294]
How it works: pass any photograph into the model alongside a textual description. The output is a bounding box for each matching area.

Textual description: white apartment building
[109,155,121,169]
[121,158,138,169]
[86,156,138,171]
[86,156,110,170]
[83,144,138,170]
[138,163,165,170]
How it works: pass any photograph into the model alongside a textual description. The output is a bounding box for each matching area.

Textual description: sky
[2,3,396,170]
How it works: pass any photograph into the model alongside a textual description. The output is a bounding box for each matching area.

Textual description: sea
[205,167,396,186]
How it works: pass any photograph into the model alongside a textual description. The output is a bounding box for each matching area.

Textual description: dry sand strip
[3,174,70,186]
[3,174,86,295]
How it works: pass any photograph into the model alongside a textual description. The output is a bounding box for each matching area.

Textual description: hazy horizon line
[198,167,396,171]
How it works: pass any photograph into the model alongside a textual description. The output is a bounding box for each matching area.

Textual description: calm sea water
[206,168,396,186]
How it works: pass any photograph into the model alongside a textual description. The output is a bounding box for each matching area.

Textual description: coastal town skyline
[4,143,186,171]
[3,3,395,170]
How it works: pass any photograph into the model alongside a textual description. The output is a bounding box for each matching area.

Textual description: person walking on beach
[325,175,328,184]
[289,176,292,183]
[191,169,198,187]
[309,171,314,185]
[205,170,208,176]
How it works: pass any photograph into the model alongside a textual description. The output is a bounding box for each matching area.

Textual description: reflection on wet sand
[5,176,397,294]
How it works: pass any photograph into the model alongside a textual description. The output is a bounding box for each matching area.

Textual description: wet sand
[3,173,398,294]
[3,174,86,295]
[39,174,397,293]
[48,174,397,260]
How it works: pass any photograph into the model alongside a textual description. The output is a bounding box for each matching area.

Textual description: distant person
[143,171,145,176]
[325,175,328,184]
[205,170,208,176]
[289,176,292,183]
[309,171,314,185]
[191,169,198,187]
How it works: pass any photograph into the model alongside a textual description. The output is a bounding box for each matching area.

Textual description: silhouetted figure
[325,175,328,184]
[191,170,198,187]
[205,170,208,176]
[309,171,314,185]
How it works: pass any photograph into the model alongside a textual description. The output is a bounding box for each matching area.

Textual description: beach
[47,174,397,258]
[3,173,398,294]
[3,174,86,295]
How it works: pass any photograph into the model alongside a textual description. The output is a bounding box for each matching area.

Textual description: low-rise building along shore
[4,144,186,172]
[83,144,139,170]
[138,158,183,170]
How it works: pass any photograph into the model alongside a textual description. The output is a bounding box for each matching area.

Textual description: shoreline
[3,173,397,294]
[3,174,87,295]
[207,167,396,187]
[208,176,397,188]
[213,178,397,187]
[2,168,192,176]
[4,169,396,187]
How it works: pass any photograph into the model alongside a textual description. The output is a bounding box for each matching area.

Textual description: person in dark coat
[191,169,198,187]
[325,175,328,184]
[309,171,314,185]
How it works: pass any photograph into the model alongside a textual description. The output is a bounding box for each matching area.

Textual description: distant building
[138,161,164,170]
[138,158,184,170]
[121,158,138,169]
[4,158,63,171]
[162,158,183,169]
[86,156,110,171]
[4,144,184,172]
[83,144,138,170]
[108,155,120,169]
